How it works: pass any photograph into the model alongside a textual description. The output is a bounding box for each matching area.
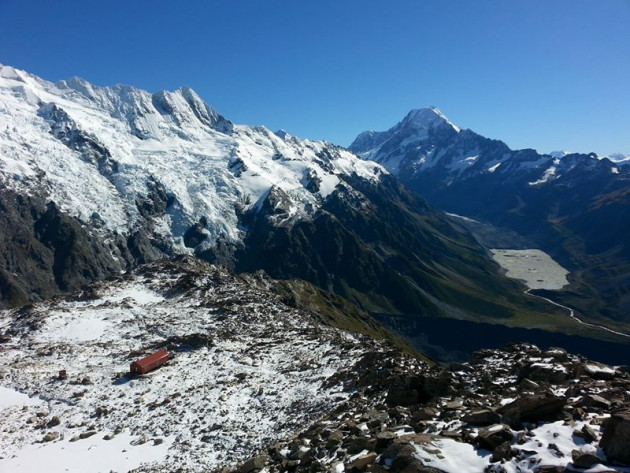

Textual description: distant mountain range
[350,108,630,326]
[0,64,564,334]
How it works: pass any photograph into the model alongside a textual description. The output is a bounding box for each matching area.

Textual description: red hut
[130,349,170,375]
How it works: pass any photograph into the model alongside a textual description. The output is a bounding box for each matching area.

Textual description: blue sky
[1,0,629,155]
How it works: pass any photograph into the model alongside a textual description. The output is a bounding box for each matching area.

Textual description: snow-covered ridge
[603,153,630,166]
[0,64,384,250]
[0,258,390,472]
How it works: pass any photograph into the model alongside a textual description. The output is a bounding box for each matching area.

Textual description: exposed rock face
[600,409,630,465]
[0,187,167,308]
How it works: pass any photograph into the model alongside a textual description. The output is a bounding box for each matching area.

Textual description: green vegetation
[267,277,433,363]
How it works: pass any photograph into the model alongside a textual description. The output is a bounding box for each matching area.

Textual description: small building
[130,349,170,375]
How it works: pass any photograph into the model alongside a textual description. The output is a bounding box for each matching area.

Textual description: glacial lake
[490,248,569,290]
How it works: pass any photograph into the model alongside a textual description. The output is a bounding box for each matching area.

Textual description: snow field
[0,265,372,472]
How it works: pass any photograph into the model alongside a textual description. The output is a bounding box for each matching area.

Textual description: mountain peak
[401,107,460,132]
[348,106,460,161]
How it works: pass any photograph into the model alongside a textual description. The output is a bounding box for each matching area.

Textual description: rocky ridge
[1,260,629,472]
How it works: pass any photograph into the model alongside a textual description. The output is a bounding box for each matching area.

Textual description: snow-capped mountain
[350,107,626,188]
[351,107,460,172]
[0,64,382,246]
[606,153,630,165]
[0,64,552,328]
[350,109,630,325]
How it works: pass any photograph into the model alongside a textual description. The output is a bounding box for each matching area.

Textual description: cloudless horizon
[1,0,629,156]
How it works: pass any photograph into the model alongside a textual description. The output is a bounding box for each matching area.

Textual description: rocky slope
[0,258,421,472]
[2,260,629,473]
[0,64,568,330]
[349,108,630,326]
[232,344,630,473]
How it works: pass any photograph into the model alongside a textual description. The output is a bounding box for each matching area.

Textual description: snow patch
[0,263,377,471]
[0,387,44,409]
[413,438,490,473]
[487,162,501,173]
[0,431,173,473]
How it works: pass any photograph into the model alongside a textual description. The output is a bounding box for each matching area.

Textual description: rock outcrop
[229,343,630,473]
[600,409,630,465]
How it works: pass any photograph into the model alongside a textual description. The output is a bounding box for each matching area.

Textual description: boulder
[547,443,564,458]
[579,394,611,410]
[348,437,374,454]
[46,416,60,427]
[542,348,569,362]
[347,452,377,471]
[491,441,514,462]
[518,378,540,391]
[388,372,452,406]
[238,454,268,473]
[519,363,570,384]
[325,430,344,448]
[580,425,598,443]
[386,388,420,407]
[577,362,617,380]
[389,450,446,473]
[462,409,501,426]
[375,431,397,452]
[599,409,630,465]
[413,407,440,422]
[476,424,513,450]
[43,431,60,442]
[498,394,566,428]
[571,449,601,469]
[419,371,452,399]
[380,437,434,468]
